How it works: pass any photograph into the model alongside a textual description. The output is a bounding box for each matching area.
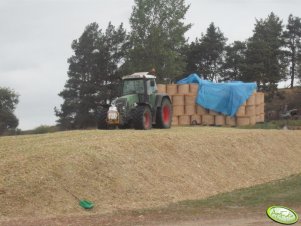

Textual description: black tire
[156,98,172,128]
[133,105,152,130]
[97,108,108,129]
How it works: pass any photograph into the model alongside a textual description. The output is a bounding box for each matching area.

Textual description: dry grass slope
[0,127,301,219]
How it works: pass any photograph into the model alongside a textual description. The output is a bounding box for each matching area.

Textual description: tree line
[2,0,301,133]
[55,0,301,129]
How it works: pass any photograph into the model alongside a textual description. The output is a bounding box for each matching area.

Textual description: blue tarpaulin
[177,74,257,117]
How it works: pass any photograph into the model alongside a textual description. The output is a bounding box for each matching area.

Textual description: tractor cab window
[147,79,157,94]
[122,79,144,95]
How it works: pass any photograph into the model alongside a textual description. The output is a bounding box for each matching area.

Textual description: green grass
[131,173,301,217]
[239,120,301,129]
[176,173,301,210]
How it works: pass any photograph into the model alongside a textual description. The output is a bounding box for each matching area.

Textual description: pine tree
[0,87,19,135]
[244,13,286,92]
[186,23,227,81]
[222,41,246,81]
[126,0,191,82]
[55,22,127,129]
[283,14,301,88]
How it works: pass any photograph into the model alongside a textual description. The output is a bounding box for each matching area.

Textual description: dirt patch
[0,127,301,219]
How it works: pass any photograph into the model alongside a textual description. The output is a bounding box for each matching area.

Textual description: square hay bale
[172,95,185,105]
[185,105,196,115]
[209,110,220,116]
[237,116,250,126]
[190,114,201,125]
[245,105,256,117]
[166,84,178,95]
[189,84,199,94]
[215,115,225,126]
[202,115,215,126]
[173,105,184,116]
[177,84,190,94]
[178,115,191,125]
[236,105,246,116]
[246,92,256,106]
[172,116,179,126]
[196,105,209,115]
[226,116,236,127]
[184,94,196,105]
[157,84,166,93]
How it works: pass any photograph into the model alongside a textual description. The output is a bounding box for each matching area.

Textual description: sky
[0,0,300,130]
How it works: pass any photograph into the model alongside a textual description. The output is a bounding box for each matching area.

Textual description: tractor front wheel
[133,105,152,130]
[156,98,172,128]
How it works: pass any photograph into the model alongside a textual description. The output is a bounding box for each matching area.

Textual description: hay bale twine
[185,94,196,105]
[236,105,245,116]
[202,115,215,126]
[157,84,166,93]
[215,115,225,126]
[237,116,250,126]
[178,84,190,94]
[209,110,219,116]
[172,116,179,126]
[250,116,256,125]
[245,105,256,116]
[166,84,178,95]
[226,116,236,127]
[189,84,199,94]
[191,114,201,125]
[178,115,190,125]
[246,92,256,105]
[196,105,209,115]
[172,95,185,105]
[185,105,196,115]
[173,105,184,116]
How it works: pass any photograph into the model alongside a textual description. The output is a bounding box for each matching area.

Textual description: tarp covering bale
[177,74,257,116]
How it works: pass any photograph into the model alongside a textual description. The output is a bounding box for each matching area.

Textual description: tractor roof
[122,72,156,80]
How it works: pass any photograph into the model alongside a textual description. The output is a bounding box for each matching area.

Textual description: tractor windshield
[122,79,145,95]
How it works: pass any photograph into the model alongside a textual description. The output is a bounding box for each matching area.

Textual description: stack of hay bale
[157,84,265,127]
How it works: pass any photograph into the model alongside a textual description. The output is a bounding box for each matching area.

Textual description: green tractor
[97,72,172,130]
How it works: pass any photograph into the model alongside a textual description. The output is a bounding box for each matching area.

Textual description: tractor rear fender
[155,95,171,108]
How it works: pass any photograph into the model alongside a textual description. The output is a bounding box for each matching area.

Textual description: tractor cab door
[147,79,157,106]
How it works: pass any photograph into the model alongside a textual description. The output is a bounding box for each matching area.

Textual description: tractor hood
[114,94,139,110]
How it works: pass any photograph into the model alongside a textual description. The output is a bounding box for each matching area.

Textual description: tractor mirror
[150,80,155,87]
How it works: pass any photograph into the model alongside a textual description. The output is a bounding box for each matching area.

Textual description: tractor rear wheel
[97,108,108,129]
[156,98,172,128]
[133,105,152,130]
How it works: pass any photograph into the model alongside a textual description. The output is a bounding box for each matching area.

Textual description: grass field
[0,127,301,220]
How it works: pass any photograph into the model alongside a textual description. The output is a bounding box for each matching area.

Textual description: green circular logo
[267,206,299,225]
